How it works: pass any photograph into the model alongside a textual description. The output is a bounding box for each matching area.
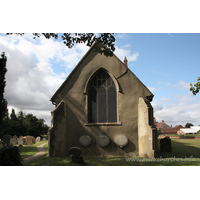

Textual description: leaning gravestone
[160,136,172,152]
[69,147,84,164]
[26,136,33,145]
[3,135,11,147]
[36,136,41,142]
[10,138,17,146]
[18,138,24,146]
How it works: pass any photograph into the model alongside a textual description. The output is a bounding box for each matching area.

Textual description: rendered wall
[49,49,154,157]
[138,97,157,158]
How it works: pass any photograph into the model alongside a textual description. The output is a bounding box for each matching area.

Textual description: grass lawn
[23,138,200,166]
[17,141,48,160]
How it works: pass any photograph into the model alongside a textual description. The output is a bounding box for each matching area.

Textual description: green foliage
[0,52,7,126]
[6,33,115,57]
[0,146,23,166]
[185,123,194,128]
[0,108,49,139]
[190,77,200,95]
[197,130,200,134]
[157,128,162,135]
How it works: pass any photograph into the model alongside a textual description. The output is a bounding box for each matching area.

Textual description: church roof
[50,42,153,102]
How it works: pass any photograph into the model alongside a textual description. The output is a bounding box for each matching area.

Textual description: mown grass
[18,141,47,159]
[23,138,200,166]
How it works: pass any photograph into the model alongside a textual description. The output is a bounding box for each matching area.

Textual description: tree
[0,52,7,126]
[6,33,115,57]
[185,123,193,128]
[24,114,49,138]
[190,77,200,95]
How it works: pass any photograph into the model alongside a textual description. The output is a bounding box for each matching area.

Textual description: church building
[48,43,158,158]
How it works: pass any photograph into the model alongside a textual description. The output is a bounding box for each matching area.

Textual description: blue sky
[0,33,200,127]
[1,0,200,197]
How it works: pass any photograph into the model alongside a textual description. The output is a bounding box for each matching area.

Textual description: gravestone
[26,136,33,145]
[0,141,3,149]
[42,138,46,141]
[160,136,172,152]
[31,136,36,144]
[79,135,92,147]
[22,137,27,144]
[96,135,110,147]
[3,135,11,147]
[18,138,24,146]
[13,135,18,140]
[10,138,17,146]
[36,136,41,142]
[114,134,128,147]
[68,147,84,164]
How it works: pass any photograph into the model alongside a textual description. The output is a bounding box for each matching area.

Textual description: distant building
[190,126,200,132]
[154,118,183,134]
[177,128,197,135]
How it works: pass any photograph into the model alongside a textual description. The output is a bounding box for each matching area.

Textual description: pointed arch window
[88,70,117,123]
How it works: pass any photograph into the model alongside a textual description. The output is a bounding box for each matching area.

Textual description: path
[23,142,47,164]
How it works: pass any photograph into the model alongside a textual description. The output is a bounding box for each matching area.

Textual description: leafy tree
[157,128,162,135]
[17,110,29,136]
[0,52,7,126]
[185,123,193,128]
[6,33,115,57]
[190,77,200,95]
[9,108,21,137]
[24,114,49,138]
[0,52,8,139]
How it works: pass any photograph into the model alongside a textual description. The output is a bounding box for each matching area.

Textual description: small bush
[0,146,23,166]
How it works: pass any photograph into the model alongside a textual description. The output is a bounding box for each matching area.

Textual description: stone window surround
[84,67,122,126]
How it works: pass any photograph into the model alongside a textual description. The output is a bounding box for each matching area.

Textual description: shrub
[0,146,23,166]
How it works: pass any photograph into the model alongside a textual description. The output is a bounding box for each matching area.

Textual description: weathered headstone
[42,138,46,141]
[18,138,24,146]
[3,135,11,147]
[36,136,41,142]
[160,136,172,152]
[79,135,92,147]
[13,135,18,140]
[26,136,33,145]
[69,147,84,164]
[0,141,3,149]
[22,137,27,144]
[10,138,17,146]
[96,135,110,147]
[31,136,36,144]
[114,134,128,147]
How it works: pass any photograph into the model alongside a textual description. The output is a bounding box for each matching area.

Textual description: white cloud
[114,46,139,62]
[148,86,156,92]
[0,34,90,126]
[173,80,190,90]
[153,92,200,126]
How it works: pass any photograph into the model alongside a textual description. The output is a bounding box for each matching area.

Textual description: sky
[0,33,199,127]
[1,1,200,198]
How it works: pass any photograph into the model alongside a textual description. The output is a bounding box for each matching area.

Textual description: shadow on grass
[159,139,200,158]
[23,139,200,166]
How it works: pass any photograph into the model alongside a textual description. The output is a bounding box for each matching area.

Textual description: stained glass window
[88,70,117,123]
